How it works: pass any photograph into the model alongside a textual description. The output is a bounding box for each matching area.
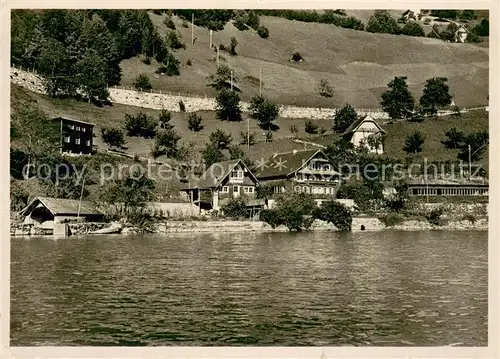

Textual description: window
[69,124,75,130]
[233,186,239,192]
[64,136,70,143]
[82,127,86,132]
[222,186,229,193]
[230,170,244,179]
[244,187,249,193]
[86,140,91,147]
[248,187,254,193]
[75,138,81,145]
[76,126,80,131]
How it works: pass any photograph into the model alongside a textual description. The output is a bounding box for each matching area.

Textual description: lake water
[10,230,488,346]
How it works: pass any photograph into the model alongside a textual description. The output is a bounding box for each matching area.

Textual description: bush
[101,127,126,149]
[318,79,333,97]
[425,207,445,226]
[379,212,405,227]
[133,74,152,91]
[230,36,238,55]
[186,59,192,66]
[142,56,151,65]
[401,21,425,37]
[315,200,353,231]
[260,209,283,228]
[274,193,317,231]
[305,120,319,134]
[265,131,273,142]
[221,197,248,219]
[209,129,232,149]
[215,88,242,122]
[461,214,477,224]
[466,32,482,43]
[257,25,269,38]
[187,113,203,131]
[291,52,303,62]
[166,31,184,50]
[164,15,176,29]
[179,100,186,112]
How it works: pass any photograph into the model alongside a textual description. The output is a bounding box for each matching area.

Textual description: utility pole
[247,118,250,151]
[259,65,262,96]
[217,47,220,67]
[210,29,213,49]
[191,13,194,45]
[468,144,472,181]
[230,70,233,91]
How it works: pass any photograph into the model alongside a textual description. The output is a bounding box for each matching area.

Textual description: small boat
[91,223,123,235]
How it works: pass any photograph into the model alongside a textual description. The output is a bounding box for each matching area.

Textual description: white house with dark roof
[454,25,469,43]
[341,115,386,154]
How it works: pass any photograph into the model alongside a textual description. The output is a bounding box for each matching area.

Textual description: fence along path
[10,66,487,120]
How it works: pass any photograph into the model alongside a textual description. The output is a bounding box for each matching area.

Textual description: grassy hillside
[11,84,333,156]
[118,12,488,109]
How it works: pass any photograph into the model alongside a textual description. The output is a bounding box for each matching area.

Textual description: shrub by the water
[314,200,353,231]
[379,212,406,227]
[426,207,445,226]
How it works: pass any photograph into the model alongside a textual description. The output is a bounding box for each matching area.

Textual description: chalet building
[255,149,341,201]
[53,117,95,155]
[181,159,264,216]
[341,115,386,154]
[454,25,469,43]
[407,179,489,197]
[400,9,421,22]
[19,196,104,229]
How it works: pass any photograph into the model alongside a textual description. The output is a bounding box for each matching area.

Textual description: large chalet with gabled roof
[341,115,386,154]
[254,149,341,200]
[180,159,264,215]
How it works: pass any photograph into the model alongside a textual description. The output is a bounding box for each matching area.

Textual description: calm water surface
[10,230,487,346]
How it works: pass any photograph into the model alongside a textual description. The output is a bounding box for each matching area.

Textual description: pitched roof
[182,159,257,190]
[19,196,103,216]
[342,115,386,136]
[53,116,96,127]
[255,149,332,178]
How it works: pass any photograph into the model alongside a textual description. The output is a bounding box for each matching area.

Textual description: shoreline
[11,217,488,237]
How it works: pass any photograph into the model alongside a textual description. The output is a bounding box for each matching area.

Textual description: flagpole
[191,13,194,45]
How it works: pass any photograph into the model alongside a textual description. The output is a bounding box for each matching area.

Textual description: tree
[459,10,476,21]
[228,144,254,168]
[380,76,415,119]
[101,169,156,210]
[249,95,280,130]
[305,121,319,134]
[101,127,125,149]
[166,30,184,49]
[215,88,242,122]
[427,24,442,39]
[403,131,425,154]
[334,103,358,133]
[442,127,465,149]
[366,10,401,34]
[209,129,232,149]
[202,142,226,167]
[154,128,181,158]
[314,200,352,231]
[133,73,152,91]
[230,36,238,55]
[458,131,488,161]
[158,109,174,130]
[420,77,452,115]
[273,193,317,231]
[257,25,269,38]
[430,10,459,20]
[75,50,110,102]
[187,113,204,132]
[11,105,60,178]
[401,21,425,37]
[124,112,157,138]
[323,138,358,175]
[318,79,333,97]
[473,18,489,36]
[162,52,180,76]
[208,65,237,91]
[440,23,459,42]
[240,131,256,146]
